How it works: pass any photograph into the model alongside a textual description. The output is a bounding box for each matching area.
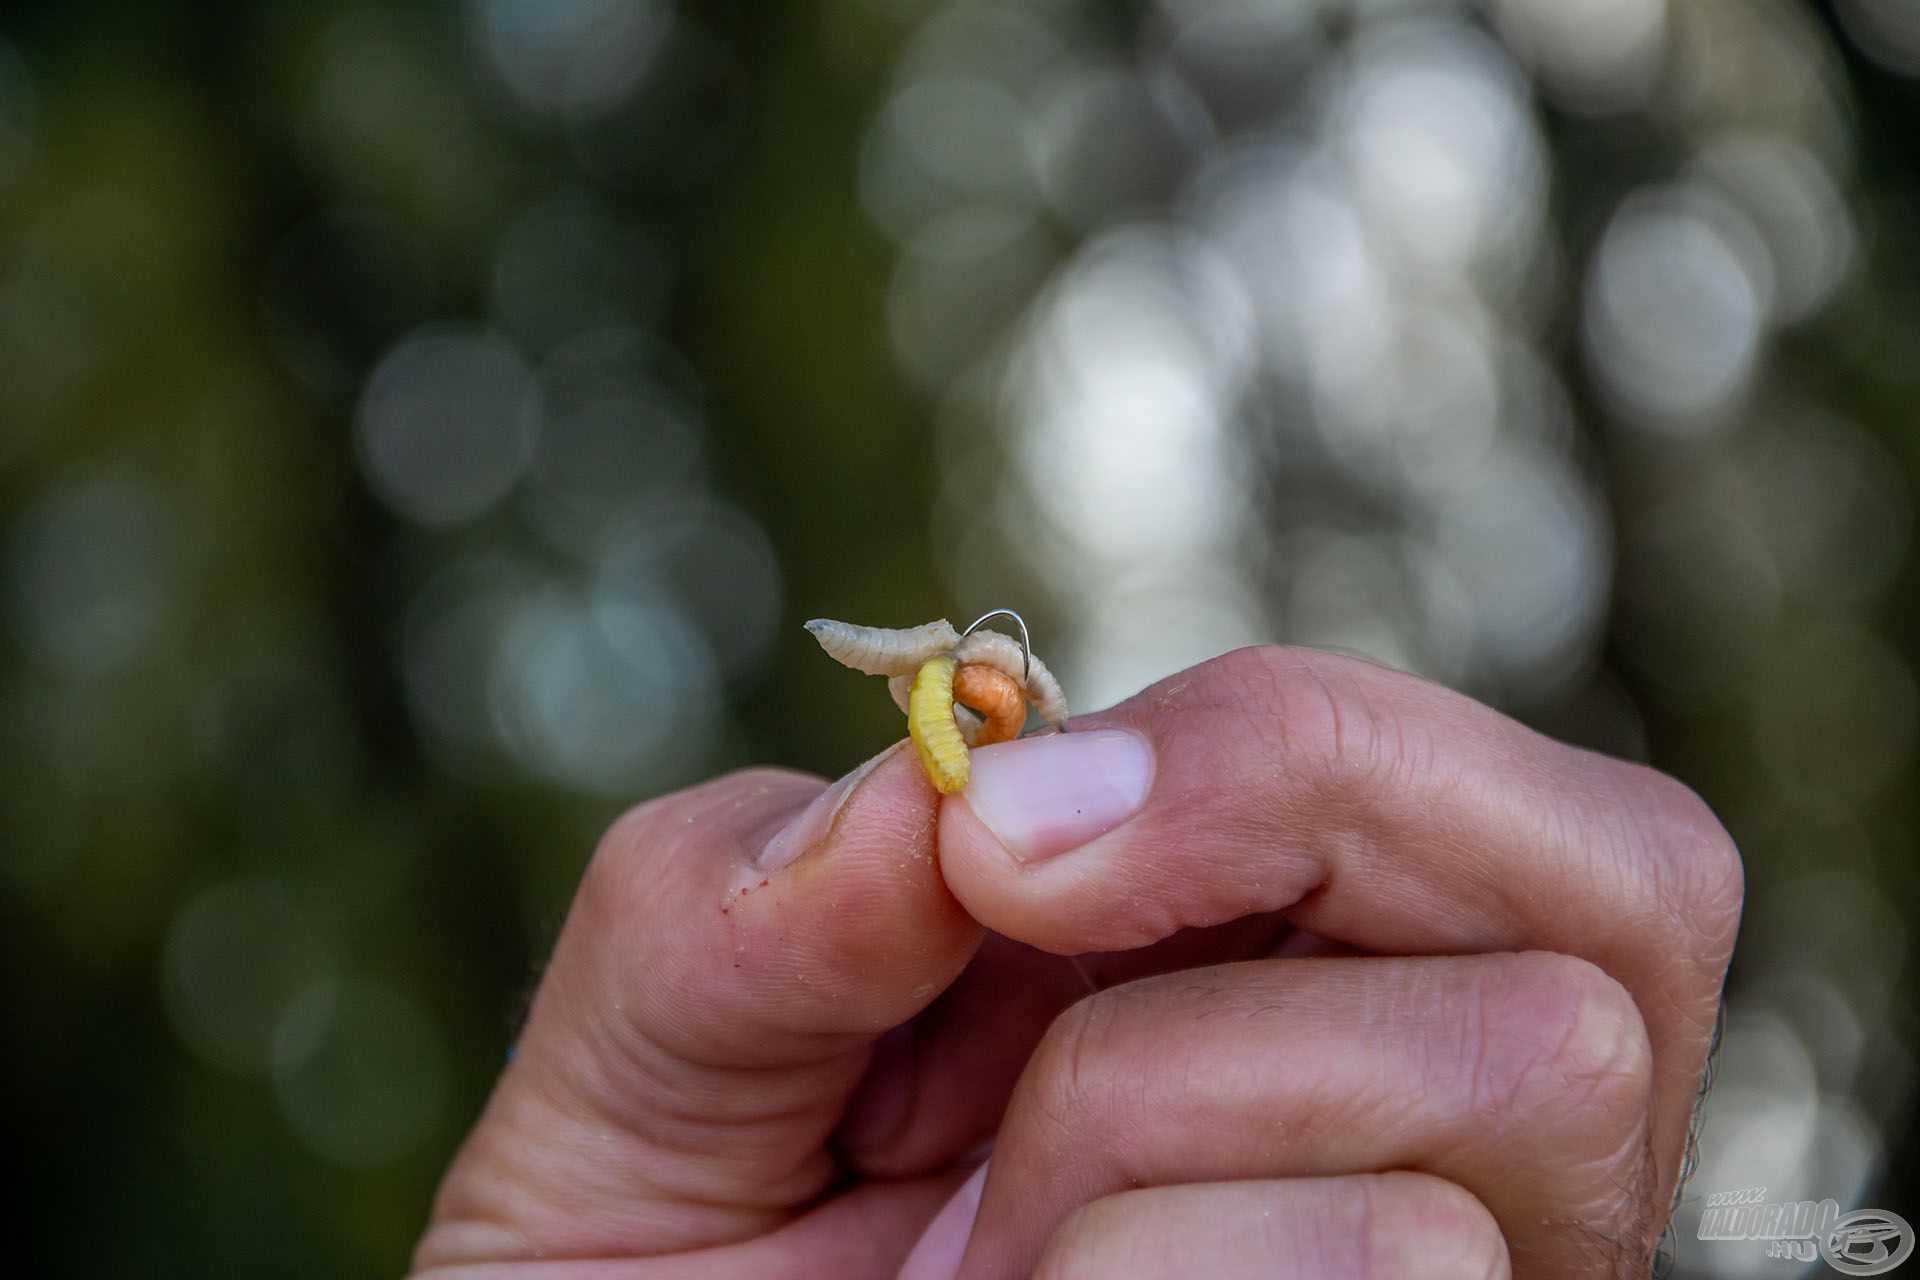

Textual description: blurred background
[0,0,1915,1274]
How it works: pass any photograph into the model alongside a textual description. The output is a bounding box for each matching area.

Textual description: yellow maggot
[907,655,970,794]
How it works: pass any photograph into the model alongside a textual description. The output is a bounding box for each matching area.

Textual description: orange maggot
[952,662,1026,746]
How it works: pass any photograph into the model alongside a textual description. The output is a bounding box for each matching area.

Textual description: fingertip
[755,744,910,873]
[767,741,936,879]
[734,742,982,1033]
[933,728,1159,951]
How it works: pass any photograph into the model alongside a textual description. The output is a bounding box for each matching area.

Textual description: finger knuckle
[1020,989,1135,1151]
[1640,768,1745,962]
[1206,645,1415,791]
[1473,952,1654,1122]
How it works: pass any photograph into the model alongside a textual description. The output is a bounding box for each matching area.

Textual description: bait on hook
[961,609,1031,683]
[906,655,969,793]
[805,611,1068,794]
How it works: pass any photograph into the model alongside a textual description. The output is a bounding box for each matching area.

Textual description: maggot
[803,617,960,676]
[808,611,1069,791]
[907,655,970,794]
[890,665,1025,747]
[889,673,989,745]
[952,629,1068,728]
[953,663,1027,745]
[882,628,1066,729]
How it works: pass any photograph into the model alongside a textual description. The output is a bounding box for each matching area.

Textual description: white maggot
[804,617,962,677]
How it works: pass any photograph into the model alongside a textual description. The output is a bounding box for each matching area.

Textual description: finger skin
[834,917,1290,1179]
[415,745,983,1269]
[957,953,1656,1279]
[416,1170,971,1280]
[938,645,1742,1219]
[1032,1175,1510,1280]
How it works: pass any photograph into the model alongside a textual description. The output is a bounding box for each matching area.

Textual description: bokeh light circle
[274,979,447,1167]
[355,325,539,527]
[472,0,672,121]
[1583,190,1766,431]
[162,878,334,1076]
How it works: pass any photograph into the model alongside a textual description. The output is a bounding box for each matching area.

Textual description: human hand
[412,646,1740,1279]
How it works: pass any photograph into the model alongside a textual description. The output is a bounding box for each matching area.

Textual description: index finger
[934,645,1742,1206]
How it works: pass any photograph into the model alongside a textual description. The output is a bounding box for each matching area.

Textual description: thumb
[414,743,981,1269]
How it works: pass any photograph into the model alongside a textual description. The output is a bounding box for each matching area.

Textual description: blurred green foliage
[0,5,939,1274]
[0,1,1917,1276]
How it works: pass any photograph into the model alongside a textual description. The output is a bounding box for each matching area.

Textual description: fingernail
[897,1160,987,1280]
[757,747,894,871]
[962,729,1153,862]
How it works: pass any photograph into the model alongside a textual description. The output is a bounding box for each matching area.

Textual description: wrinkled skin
[414,646,1741,1280]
